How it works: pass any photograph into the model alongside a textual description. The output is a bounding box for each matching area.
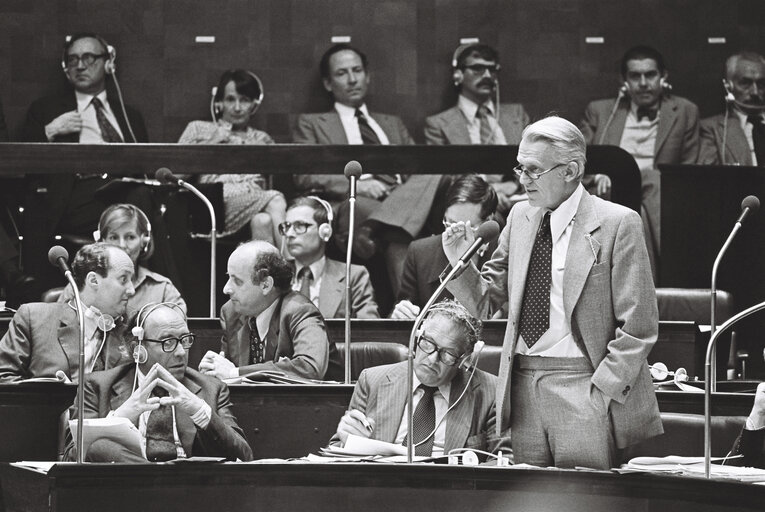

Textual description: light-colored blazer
[447,191,663,449]
[423,103,529,145]
[698,113,754,166]
[580,95,700,166]
[318,258,379,319]
[292,110,415,199]
[330,361,511,454]
[0,302,129,382]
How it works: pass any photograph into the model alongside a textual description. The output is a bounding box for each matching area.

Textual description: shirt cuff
[191,402,212,429]
[746,415,765,431]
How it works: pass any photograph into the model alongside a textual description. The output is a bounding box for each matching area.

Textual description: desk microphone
[155,167,182,186]
[342,160,363,384]
[736,195,760,225]
[455,221,500,267]
[48,246,71,275]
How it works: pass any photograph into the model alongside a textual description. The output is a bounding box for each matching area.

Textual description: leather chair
[656,288,734,323]
[333,342,409,381]
[475,345,503,376]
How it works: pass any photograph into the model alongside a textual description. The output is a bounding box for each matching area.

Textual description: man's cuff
[191,402,212,429]
[746,415,765,431]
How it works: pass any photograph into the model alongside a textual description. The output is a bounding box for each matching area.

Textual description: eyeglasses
[278,221,316,236]
[142,333,195,353]
[64,53,108,68]
[513,162,567,181]
[462,64,500,75]
[417,336,462,366]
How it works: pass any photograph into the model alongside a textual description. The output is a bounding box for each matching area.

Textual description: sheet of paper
[342,434,407,456]
[69,416,142,459]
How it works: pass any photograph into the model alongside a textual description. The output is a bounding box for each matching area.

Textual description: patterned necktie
[748,115,765,166]
[519,212,552,348]
[91,97,123,143]
[355,109,398,186]
[248,317,265,364]
[477,104,494,144]
[403,385,437,456]
[145,388,176,462]
[298,266,313,300]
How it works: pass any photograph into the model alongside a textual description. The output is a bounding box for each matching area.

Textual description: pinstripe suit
[330,361,510,454]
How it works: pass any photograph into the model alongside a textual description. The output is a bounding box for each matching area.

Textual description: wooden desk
[2,462,763,512]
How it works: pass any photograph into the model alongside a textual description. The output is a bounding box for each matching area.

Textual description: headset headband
[305,195,334,223]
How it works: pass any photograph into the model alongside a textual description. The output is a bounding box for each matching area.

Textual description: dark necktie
[636,107,658,122]
[747,115,765,166]
[91,97,124,143]
[403,385,437,456]
[298,266,313,300]
[519,212,552,348]
[91,329,106,372]
[145,388,176,462]
[248,317,265,364]
[477,104,494,144]
[355,109,398,186]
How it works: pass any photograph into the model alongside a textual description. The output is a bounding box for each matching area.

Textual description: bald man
[199,241,342,381]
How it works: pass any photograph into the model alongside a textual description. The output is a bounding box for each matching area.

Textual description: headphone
[62,33,116,75]
[723,79,736,103]
[131,302,188,364]
[93,204,152,254]
[451,41,500,87]
[620,75,673,98]
[211,70,265,121]
[306,195,334,241]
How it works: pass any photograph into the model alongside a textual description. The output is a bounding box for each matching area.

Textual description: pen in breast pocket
[585,234,600,263]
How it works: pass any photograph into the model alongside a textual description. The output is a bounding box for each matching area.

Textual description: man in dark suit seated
[20,32,154,289]
[0,243,135,382]
[282,196,379,318]
[698,51,765,167]
[392,174,498,319]
[199,241,341,381]
[331,300,510,457]
[732,382,765,468]
[65,304,253,462]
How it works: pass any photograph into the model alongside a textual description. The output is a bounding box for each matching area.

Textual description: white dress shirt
[335,102,394,181]
[74,90,124,143]
[619,101,659,173]
[457,95,507,145]
[292,256,327,308]
[394,374,451,457]
[516,183,585,358]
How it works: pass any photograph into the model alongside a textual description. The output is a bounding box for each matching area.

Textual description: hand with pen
[336,409,376,445]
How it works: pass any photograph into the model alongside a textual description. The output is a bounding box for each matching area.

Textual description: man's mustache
[478,78,495,88]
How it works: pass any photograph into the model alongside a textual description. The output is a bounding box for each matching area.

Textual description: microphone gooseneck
[343,160,362,384]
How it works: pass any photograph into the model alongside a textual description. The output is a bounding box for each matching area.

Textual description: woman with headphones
[178,69,287,247]
[59,204,186,318]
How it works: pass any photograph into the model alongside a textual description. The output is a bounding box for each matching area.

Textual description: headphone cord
[110,73,138,143]
[598,88,626,145]
[721,101,730,166]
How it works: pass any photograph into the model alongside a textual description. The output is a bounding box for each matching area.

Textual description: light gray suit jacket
[318,259,379,319]
[698,113,755,166]
[447,191,663,449]
[330,361,511,454]
[423,102,529,146]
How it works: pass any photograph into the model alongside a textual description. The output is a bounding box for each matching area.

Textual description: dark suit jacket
[0,302,130,382]
[319,258,379,319]
[698,113,755,166]
[65,364,253,461]
[397,234,497,311]
[423,102,528,145]
[329,361,510,454]
[292,109,415,200]
[219,291,342,380]
[732,428,765,469]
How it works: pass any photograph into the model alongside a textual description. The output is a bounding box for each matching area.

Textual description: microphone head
[155,167,174,182]
[742,195,760,214]
[475,220,500,243]
[48,245,69,267]
[344,160,362,178]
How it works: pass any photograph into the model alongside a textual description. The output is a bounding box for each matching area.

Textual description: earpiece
[660,76,673,93]
[460,340,485,370]
[723,79,736,102]
[131,301,187,367]
[303,195,334,241]
[95,204,152,253]
[62,33,116,75]
[211,70,265,122]
[619,82,629,96]
[133,344,148,364]
[451,43,474,87]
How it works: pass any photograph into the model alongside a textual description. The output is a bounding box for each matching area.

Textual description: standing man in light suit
[442,116,662,469]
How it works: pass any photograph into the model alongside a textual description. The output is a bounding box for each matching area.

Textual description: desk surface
[2,462,763,512]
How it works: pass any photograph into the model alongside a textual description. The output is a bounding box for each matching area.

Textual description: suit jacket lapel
[604,102,628,145]
[721,115,752,165]
[319,112,348,144]
[319,260,344,318]
[442,108,472,144]
[265,296,284,361]
[376,365,409,443]
[106,97,130,142]
[444,370,475,452]
[654,97,678,157]
[176,374,202,456]
[57,312,78,378]
[110,367,136,412]
[562,193,600,321]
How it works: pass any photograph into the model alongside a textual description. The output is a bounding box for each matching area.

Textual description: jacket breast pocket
[588,261,610,278]
[465,432,487,450]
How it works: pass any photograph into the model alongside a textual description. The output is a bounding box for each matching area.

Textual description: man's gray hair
[424,299,482,354]
[725,52,765,81]
[521,116,587,179]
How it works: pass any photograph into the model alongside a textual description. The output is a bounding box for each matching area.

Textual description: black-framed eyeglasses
[417,336,462,366]
[278,221,316,236]
[513,162,566,181]
[143,333,195,352]
[462,64,500,75]
[64,53,108,68]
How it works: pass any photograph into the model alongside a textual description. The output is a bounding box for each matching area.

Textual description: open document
[69,416,142,459]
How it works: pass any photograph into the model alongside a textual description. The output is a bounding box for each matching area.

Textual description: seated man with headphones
[64,303,252,462]
[0,243,135,382]
[330,300,510,458]
[579,45,700,278]
[282,196,379,319]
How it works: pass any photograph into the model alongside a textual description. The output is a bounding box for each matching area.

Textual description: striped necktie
[477,104,495,144]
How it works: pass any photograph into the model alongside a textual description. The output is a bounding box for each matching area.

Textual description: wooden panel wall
[0,0,763,143]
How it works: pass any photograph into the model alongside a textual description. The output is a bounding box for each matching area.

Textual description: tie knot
[247,317,258,332]
[298,266,313,281]
[477,104,491,119]
[91,97,104,110]
[419,384,437,396]
[636,107,657,122]
[541,211,551,227]
[355,108,366,120]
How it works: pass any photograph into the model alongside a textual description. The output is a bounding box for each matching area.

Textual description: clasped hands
[199,351,238,380]
[113,364,205,425]
[336,409,376,445]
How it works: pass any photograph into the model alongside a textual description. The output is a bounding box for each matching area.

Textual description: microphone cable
[598,87,627,145]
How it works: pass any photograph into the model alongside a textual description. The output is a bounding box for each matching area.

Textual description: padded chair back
[475,345,503,376]
[657,288,734,323]
[334,342,409,381]
[585,145,642,213]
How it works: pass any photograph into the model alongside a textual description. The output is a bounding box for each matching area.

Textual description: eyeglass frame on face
[513,162,567,181]
[65,53,108,68]
[278,220,317,237]
[417,335,464,367]
[142,333,196,353]
[462,63,500,75]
